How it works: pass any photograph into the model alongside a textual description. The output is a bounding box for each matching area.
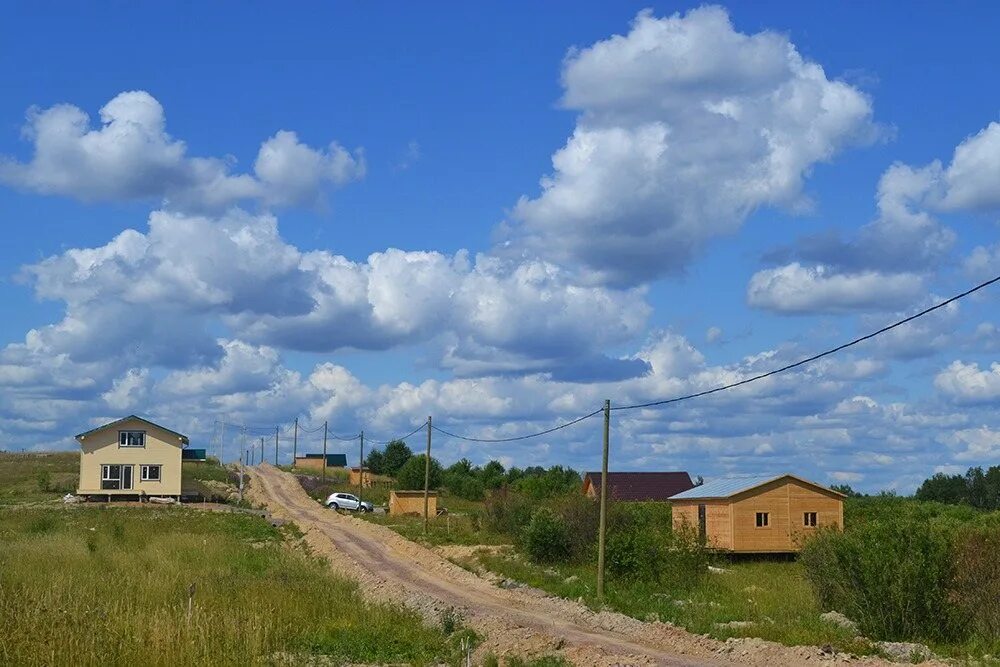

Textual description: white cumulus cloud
[0,91,364,210]
[746,263,923,314]
[935,360,1000,404]
[503,6,877,286]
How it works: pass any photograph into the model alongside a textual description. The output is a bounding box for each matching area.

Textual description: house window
[101,465,133,490]
[119,430,146,448]
[101,464,122,490]
[140,464,161,482]
[804,512,818,527]
[755,512,769,527]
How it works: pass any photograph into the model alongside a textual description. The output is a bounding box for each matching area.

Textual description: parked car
[324,492,373,512]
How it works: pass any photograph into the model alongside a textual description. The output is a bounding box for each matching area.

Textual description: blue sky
[1,3,998,492]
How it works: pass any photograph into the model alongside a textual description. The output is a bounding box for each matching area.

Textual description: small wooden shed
[669,474,844,553]
[389,490,437,516]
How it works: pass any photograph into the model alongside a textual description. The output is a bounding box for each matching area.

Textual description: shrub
[551,494,599,562]
[948,525,1000,639]
[605,506,706,586]
[482,488,533,538]
[523,508,570,563]
[661,523,710,589]
[395,455,442,491]
[800,519,963,641]
[443,471,485,501]
[35,470,51,492]
[606,527,663,582]
[511,466,581,499]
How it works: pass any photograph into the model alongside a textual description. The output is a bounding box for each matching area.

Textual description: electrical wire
[366,420,430,445]
[431,408,604,443]
[612,272,1000,412]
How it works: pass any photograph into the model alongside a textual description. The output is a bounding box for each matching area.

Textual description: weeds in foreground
[0,506,452,665]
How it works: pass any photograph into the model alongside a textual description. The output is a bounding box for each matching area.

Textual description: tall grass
[800,508,1000,656]
[0,507,452,665]
[0,452,78,505]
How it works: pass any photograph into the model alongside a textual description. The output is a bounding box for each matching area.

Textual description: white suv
[324,492,373,512]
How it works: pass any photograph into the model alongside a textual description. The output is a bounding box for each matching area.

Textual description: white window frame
[140,464,162,482]
[119,430,146,448]
[101,464,134,490]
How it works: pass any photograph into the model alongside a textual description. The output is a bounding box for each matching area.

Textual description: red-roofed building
[581,471,695,502]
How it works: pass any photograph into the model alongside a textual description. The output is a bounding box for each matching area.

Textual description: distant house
[293,453,347,472]
[75,415,189,500]
[581,471,695,502]
[348,466,393,488]
[669,474,845,553]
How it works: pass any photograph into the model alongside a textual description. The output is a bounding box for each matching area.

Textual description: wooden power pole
[423,416,432,534]
[597,399,610,601]
[322,421,328,481]
[359,430,365,504]
[274,425,279,466]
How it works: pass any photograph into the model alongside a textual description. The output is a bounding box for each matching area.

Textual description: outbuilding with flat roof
[669,474,844,553]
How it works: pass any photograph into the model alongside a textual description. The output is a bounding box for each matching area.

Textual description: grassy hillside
[0,452,243,504]
[0,452,78,505]
[0,506,457,665]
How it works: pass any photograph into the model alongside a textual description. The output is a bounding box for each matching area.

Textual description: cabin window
[101,464,133,490]
[755,512,769,527]
[101,464,121,490]
[804,512,817,527]
[119,430,146,448]
[140,464,161,482]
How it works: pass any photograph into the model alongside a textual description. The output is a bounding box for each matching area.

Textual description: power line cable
[431,408,604,443]
[366,420,429,445]
[612,272,1000,412]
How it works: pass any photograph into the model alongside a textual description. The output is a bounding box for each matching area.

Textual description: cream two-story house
[75,415,188,500]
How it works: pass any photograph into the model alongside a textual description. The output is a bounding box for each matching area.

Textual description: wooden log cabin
[669,474,844,553]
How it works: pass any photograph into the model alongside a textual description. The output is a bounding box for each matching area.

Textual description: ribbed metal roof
[75,415,189,445]
[668,474,785,499]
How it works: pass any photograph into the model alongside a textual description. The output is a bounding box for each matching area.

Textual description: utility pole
[260,437,264,466]
[322,421,328,481]
[220,420,226,464]
[423,416,432,534]
[274,425,279,466]
[238,425,245,503]
[292,418,298,466]
[359,430,365,504]
[597,399,610,602]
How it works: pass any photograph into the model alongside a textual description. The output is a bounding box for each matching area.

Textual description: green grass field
[0,452,78,505]
[0,506,459,666]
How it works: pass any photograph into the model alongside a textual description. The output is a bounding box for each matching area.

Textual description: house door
[698,504,707,541]
[121,465,133,490]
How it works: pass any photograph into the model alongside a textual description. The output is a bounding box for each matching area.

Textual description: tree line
[364,439,582,500]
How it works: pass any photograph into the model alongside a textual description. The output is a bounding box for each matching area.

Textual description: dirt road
[247,464,900,666]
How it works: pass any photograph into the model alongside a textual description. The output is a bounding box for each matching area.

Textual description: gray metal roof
[75,415,189,445]
[668,473,843,500]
